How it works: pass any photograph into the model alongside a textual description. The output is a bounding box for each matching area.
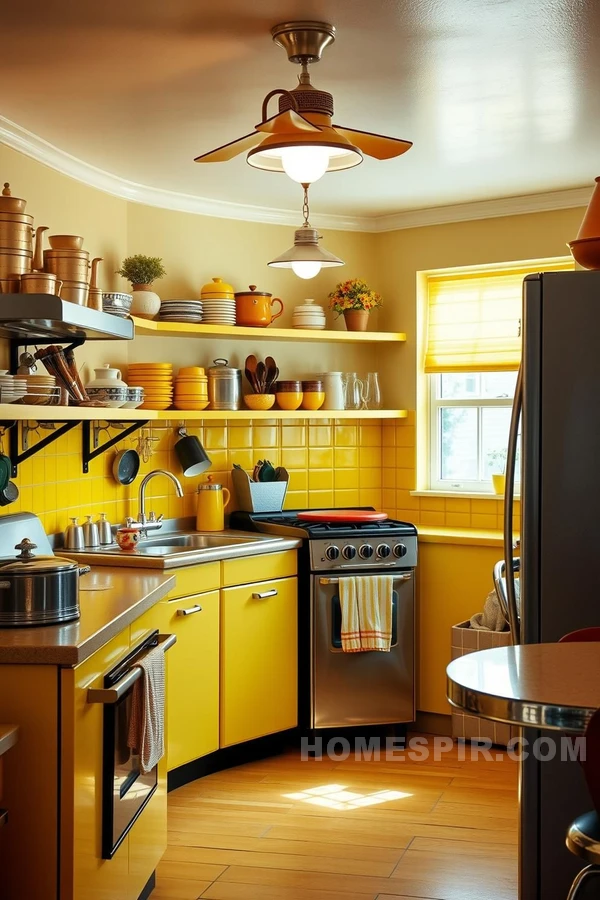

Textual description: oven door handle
[319,573,412,585]
[87,633,177,705]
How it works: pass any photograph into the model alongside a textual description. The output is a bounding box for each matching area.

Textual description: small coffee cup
[115,528,140,551]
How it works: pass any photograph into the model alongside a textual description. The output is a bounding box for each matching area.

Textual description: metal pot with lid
[0,538,89,627]
[207,359,242,410]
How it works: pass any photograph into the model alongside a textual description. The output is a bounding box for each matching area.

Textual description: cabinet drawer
[220,576,298,747]
[221,550,297,587]
[166,561,220,599]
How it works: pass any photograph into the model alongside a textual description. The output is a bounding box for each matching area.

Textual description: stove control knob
[377,543,391,559]
[358,543,374,560]
[393,543,408,558]
[325,545,340,561]
[342,544,357,560]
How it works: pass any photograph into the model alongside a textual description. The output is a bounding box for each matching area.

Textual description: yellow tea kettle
[196,475,231,531]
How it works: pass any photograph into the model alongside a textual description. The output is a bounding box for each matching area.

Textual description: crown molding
[0,115,589,234]
[371,187,590,232]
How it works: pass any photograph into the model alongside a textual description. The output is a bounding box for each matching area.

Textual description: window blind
[424,259,574,373]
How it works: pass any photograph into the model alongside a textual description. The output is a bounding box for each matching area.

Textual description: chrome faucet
[131,470,184,537]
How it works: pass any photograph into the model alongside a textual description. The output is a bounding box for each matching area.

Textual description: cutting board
[297,509,389,523]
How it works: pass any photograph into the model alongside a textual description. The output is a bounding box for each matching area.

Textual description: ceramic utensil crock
[0,538,89,626]
[196,476,231,531]
[235,285,284,327]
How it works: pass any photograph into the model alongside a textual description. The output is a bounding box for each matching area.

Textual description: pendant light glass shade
[268,226,344,279]
[249,139,362,183]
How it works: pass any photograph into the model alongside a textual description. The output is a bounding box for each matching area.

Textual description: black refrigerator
[504,270,600,899]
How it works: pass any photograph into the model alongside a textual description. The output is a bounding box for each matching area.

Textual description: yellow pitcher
[196,476,231,531]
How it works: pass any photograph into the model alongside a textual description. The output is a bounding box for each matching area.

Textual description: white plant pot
[131,287,160,319]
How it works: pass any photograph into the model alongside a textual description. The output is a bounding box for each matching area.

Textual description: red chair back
[559,627,600,643]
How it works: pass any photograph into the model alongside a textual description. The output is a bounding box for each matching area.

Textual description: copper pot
[0,222,34,251]
[87,257,103,310]
[43,249,90,281]
[48,235,84,250]
[0,277,20,294]
[0,183,27,215]
[60,280,89,306]
[20,272,63,296]
[0,250,32,277]
[234,284,284,327]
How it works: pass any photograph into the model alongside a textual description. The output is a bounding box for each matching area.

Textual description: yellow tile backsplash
[3,418,385,536]
[1,410,517,537]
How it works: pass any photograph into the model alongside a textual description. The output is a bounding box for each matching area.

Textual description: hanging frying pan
[297,509,388,523]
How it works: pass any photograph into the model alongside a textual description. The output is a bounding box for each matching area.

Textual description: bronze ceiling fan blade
[333,125,413,159]
[255,108,322,135]
[194,130,263,163]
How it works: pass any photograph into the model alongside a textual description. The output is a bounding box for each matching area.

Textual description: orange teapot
[234,285,284,328]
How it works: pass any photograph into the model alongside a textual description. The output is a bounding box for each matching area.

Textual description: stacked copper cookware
[0,183,46,294]
[0,183,98,306]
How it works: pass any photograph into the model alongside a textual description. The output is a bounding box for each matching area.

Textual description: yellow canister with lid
[196,475,231,531]
[200,276,235,299]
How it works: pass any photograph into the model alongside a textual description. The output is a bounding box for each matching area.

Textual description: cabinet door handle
[0,809,8,828]
[177,604,203,616]
[252,589,278,599]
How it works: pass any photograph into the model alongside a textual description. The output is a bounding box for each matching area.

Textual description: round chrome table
[447,643,600,734]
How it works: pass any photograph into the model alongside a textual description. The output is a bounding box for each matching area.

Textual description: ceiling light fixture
[268,184,344,279]
[195,21,412,184]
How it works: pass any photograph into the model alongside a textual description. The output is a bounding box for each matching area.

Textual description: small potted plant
[328,278,383,332]
[116,255,167,319]
[488,448,507,494]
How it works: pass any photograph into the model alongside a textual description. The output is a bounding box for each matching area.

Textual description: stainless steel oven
[311,571,415,729]
[87,630,176,859]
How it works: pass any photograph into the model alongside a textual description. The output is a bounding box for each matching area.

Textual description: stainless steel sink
[61,528,299,570]
[142,534,255,550]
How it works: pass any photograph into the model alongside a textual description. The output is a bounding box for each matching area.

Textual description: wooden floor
[155,736,518,900]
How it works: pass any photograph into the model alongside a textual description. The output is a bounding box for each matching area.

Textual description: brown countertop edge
[0,570,176,667]
[0,724,18,756]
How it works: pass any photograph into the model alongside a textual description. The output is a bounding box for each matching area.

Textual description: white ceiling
[1,0,599,219]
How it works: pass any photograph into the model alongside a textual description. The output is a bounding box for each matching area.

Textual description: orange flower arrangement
[328,278,383,315]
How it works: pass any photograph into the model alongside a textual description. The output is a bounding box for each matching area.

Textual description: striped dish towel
[127,643,166,774]
[340,576,394,652]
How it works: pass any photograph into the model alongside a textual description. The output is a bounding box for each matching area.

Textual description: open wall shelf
[132,316,406,344]
[0,405,407,423]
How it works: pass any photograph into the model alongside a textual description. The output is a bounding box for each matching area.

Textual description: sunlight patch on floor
[283,783,413,811]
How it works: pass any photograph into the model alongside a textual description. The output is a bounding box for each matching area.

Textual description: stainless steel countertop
[64,530,301,570]
[0,569,175,666]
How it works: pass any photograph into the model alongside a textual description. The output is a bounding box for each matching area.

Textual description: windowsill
[417,526,511,547]
[411,490,521,501]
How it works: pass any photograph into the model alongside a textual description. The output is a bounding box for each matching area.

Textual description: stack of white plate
[292,299,327,330]
[0,373,27,403]
[159,299,203,323]
[201,299,236,325]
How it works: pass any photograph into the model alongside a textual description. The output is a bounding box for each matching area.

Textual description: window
[429,372,519,493]
[422,257,572,494]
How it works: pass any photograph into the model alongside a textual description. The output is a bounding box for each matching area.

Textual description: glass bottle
[366,372,382,409]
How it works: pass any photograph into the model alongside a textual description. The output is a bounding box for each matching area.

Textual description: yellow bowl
[276,391,303,411]
[178,367,206,376]
[301,391,325,411]
[244,393,276,410]
[173,400,211,410]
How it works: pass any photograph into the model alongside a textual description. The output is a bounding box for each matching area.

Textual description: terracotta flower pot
[577,177,600,239]
[343,309,370,332]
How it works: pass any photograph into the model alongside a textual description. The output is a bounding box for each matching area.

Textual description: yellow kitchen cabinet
[220,576,298,747]
[221,549,297,587]
[166,561,220,600]
[165,590,220,769]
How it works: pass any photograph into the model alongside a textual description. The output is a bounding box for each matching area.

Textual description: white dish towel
[127,643,166,774]
[340,575,394,652]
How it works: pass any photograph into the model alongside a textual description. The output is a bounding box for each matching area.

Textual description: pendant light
[268,184,344,279]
